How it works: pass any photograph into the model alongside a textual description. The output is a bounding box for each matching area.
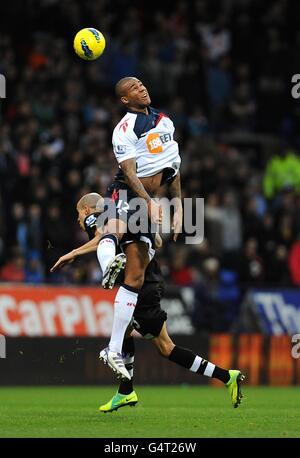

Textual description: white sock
[97,235,117,273]
[109,285,138,354]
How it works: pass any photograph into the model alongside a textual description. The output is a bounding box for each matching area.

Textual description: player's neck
[127,105,149,115]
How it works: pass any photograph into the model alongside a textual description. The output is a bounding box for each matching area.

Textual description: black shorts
[132,281,167,338]
[106,181,156,258]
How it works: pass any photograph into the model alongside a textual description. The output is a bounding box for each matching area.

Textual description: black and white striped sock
[169,346,230,384]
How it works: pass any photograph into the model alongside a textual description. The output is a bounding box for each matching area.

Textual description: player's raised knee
[125,272,145,289]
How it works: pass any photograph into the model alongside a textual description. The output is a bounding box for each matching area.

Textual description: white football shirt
[112,107,181,183]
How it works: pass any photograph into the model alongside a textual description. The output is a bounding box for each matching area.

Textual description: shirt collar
[127,106,152,115]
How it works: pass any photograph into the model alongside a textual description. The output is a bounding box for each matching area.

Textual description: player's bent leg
[98,219,126,289]
[123,241,150,289]
[98,221,127,289]
[101,251,126,290]
[153,324,245,408]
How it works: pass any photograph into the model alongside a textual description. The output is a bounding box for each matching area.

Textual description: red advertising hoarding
[0,285,116,336]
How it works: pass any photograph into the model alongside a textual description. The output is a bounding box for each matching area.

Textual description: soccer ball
[73,28,106,61]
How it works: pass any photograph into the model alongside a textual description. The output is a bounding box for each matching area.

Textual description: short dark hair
[115,77,137,98]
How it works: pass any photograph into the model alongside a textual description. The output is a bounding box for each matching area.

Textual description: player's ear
[121,96,129,105]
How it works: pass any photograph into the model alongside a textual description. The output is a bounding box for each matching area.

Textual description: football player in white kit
[98,77,183,380]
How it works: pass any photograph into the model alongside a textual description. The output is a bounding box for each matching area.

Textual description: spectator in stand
[199,15,231,62]
[242,197,263,242]
[10,203,28,255]
[27,204,43,256]
[258,212,277,270]
[288,237,300,286]
[25,254,44,284]
[240,238,265,287]
[170,247,194,287]
[205,193,223,257]
[229,82,256,132]
[192,257,232,332]
[220,191,242,270]
[206,55,233,128]
[44,204,74,274]
[276,213,296,249]
[266,245,290,286]
[263,149,300,199]
[139,44,164,101]
[0,249,26,282]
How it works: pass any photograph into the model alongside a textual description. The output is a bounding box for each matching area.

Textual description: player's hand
[148,199,163,225]
[172,209,183,242]
[155,232,163,248]
[50,251,76,272]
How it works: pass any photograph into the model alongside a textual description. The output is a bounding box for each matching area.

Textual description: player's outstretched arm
[120,158,163,225]
[50,232,102,272]
[168,172,182,242]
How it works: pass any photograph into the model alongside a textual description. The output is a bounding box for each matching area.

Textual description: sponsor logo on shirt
[146,133,172,154]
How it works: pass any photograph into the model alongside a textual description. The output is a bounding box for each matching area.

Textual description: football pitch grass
[0,386,299,438]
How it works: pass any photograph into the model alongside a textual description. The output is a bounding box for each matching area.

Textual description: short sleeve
[112,122,137,163]
[84,213,100,240]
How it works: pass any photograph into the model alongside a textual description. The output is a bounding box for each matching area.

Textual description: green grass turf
[0,386,299,438]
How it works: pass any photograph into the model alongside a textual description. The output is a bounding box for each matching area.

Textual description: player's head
[115,77,151,110]
[76,192,104,230]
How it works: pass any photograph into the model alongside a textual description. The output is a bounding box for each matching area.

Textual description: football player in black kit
[51,193,245,412]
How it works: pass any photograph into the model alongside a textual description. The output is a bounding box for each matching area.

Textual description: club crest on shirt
[115,145,127,154]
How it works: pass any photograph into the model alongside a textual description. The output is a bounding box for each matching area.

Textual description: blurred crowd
[1,0,300,330]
